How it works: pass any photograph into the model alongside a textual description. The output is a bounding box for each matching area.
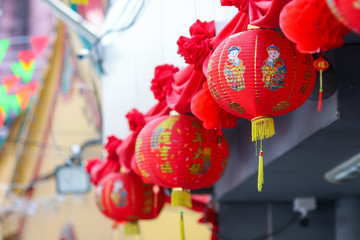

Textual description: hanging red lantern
[95,172,165,236]
[279,0,349,111]
[207,28,316,191]
[327,0,360,35]
[135,115,229,207]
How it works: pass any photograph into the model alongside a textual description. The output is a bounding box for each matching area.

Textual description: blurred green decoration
[11,61,36,83]
[0,86,22,118]
[0,40,10,65]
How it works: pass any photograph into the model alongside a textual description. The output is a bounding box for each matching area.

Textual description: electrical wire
[93,0,146,46]
[203,201,299,240]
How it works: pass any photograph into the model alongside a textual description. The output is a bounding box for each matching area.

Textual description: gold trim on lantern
[254,34,259,104]
[171,188,192,208]
[247,24,261,30]
[251,116,275,142]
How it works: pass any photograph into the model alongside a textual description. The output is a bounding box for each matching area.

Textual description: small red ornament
[207,28,316,191]
[313,57,330,111]
[327,0,360,35]
[135,115,229,207]
[95,172,165,235]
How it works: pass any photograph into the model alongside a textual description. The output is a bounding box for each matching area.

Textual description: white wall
[101,0,238,139]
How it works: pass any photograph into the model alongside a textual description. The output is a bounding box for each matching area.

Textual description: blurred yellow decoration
[71,0,89,5]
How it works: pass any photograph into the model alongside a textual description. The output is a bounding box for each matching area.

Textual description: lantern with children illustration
[95,172,165,236]
[207,28,316,191]
[135,115,229,208]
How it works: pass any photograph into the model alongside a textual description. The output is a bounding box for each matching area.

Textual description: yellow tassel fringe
[258,149,264,192]
[251,116,275,142]
[124,221,140,236]
[171,188,192,208]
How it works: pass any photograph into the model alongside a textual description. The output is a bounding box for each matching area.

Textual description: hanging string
[180,211,185,240]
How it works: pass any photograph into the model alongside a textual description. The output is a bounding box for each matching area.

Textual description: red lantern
[207,28,316,191]
[95,172,165,235]
[327,0,360,35]
[135,115,229,207]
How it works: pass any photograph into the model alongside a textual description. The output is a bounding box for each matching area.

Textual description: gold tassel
[258,149,264,192]
[251,116,275,142]
[124,221,140,236]
[171,188,192,208]
[180,211,185,240]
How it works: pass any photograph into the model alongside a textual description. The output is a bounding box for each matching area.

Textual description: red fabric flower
[191,82,239,129]
[86,158,120,185]
[105,135,123,161]
[177,20,215,70]
[126,108,146,134]
[190,19,216,38]
[177,36,212,70]
[150,64,179,101]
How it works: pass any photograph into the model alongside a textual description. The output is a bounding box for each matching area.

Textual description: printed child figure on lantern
[111,180,128,207]
[224,46,246,91]
[261,45,287,91]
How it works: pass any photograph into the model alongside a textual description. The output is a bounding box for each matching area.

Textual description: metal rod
[38,0,100,43]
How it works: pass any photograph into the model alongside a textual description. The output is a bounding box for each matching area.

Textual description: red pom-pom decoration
[191,82,239,129]
[280,0,349,53]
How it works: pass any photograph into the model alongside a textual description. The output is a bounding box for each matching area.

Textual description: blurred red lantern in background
[279,0,349,54]
[95,172,165,236]
[135,115,229,207]
[327,0,360,35]
[207,28,316,191]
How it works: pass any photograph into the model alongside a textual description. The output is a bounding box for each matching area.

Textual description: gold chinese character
[298,83,309,95]
[193,147,204,159]
[210,87,222,100]
[229,102,246,113]
[159,145,170,161]
[142,206,152,214]
[303,68,313,80]
[191,121,202,131]
[200,147,211,162]
[189,163,201,174]
[158,130,172,146]
[160,161,174,173]
[193,132,204,146]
